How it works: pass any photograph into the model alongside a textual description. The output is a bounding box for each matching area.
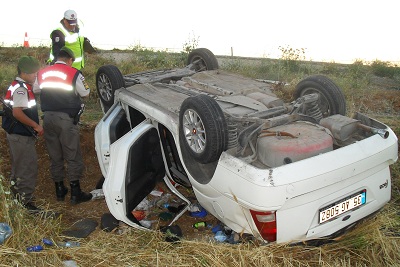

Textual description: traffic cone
[23,32,30,47]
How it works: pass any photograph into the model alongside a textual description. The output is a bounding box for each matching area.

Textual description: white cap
[64,10,77,25]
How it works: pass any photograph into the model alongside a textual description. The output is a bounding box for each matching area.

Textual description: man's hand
[33,124,44,136]
[83,37,97,54]
[13,108,42,137]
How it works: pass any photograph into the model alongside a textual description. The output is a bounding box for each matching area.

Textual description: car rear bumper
[191,127,398,243]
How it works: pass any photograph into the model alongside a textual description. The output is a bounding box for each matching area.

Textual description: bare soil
[0,124,220,242]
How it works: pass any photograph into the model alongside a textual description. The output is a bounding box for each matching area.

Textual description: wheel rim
[182,109,206,153]
[190,56,207,72]
[301,88,331,117]
[97,73,113,101]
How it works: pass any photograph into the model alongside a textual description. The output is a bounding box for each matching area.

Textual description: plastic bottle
[0,223,12,244]
[193,221,207,229]
[42,238,54,246]
[214,231,227,242]
[26,245,44,252]
[58,241,80,248]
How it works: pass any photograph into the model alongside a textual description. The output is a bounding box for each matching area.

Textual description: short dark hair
[57,46,75,61]
[58,50,73,61]
[17,56,40,74]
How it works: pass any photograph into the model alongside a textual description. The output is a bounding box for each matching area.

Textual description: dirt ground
[0,123,222,242]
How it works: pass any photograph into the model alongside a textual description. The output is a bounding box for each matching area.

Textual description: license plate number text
[319,191,366,224]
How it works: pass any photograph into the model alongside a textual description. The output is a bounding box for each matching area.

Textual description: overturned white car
[94,48,398,243]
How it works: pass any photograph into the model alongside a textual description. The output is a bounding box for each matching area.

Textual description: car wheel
[96,65,125,113]
[179,94,227,164]
[294,75,346,117]
[187,48,219,71]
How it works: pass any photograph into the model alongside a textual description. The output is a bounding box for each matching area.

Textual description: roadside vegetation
[0,45,399,266]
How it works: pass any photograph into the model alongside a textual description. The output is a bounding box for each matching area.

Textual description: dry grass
[0,47,399,266]
[1,185,399,267]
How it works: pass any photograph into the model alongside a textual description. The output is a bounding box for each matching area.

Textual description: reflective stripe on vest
[49,23,84,69]
[37,63,81,114]
[38,64,77,91]
[4,81,37,108]
[39,70,73,91]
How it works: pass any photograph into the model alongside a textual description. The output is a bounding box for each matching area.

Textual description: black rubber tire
[187,48,219,71]
[96,65,125,112]
[179,94,227,164]
[294,75,346,117]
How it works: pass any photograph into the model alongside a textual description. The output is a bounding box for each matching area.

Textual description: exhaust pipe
[357,123,389,139]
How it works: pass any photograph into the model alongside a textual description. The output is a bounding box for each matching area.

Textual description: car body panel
[103,120,156,229]
[94,104,125,177]
[186,130,396,242]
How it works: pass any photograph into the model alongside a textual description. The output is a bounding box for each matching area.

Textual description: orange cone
[23,32,30,47]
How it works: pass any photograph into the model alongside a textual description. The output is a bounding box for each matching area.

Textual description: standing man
[1,56,44,211]
[36,46,92,204]
[48,9,96,70]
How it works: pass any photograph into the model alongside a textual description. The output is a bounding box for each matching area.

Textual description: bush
[370,60,400,78]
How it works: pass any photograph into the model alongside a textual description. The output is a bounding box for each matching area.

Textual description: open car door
[95,104,131,178]
[103,121,165,229]
[96,103,191,229]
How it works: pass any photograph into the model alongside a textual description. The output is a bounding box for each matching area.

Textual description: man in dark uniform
[35,46,92,204]
[2,56,44,211]
[48,9,96,70]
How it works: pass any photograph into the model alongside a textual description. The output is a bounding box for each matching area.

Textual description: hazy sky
[1,0,399,63]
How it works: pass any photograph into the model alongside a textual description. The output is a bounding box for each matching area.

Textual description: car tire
[187,48,219,71]
[96,65,125,113]
[179,94,227,164]
[294,75,346,117]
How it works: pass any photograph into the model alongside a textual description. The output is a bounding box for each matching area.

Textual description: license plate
[319,190,366,224]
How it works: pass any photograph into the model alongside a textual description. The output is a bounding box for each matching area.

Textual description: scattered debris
[188,204,207,218]
[100,213,119,232]
[90,189,105,200]
[193,221,208,229]
[159,212,173,221]
[150,189,164,197]
[26,245,43,252]
[57,241,80,248]
[132,210,146,221]
[138,220,156,228]
[160,225,183,243]
[97,183,248,244]
[62,218,98,238]
[214,231,227,242]
[42,238,54,246]
[0,223,12,244]
[63,260,79,267]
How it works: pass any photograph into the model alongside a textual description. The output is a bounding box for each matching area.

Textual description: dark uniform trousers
[6,133,37,204]
[43,111,84,183]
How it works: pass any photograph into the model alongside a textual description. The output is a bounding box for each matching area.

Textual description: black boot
[55,181,68,201]
[70,180,92,205]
